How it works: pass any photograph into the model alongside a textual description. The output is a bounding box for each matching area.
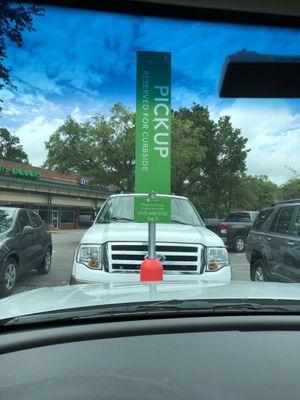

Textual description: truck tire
[251,259,268,282]
[0,257,18,298]
[233,236,245,253]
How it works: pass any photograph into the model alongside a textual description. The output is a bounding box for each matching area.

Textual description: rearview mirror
[219,51,300,98]
[23,225,34,235]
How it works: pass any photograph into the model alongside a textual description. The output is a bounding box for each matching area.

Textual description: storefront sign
[134,51,171,222]
[0,166,41,179]
[79,178,90,185]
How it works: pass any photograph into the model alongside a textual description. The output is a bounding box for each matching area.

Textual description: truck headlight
[206,247,229,272]
[77,244,102,269]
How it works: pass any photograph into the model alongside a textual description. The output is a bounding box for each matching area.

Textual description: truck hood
[1,281,300,320]
[82,222,224,247]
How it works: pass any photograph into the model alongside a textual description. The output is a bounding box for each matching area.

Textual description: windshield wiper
[100,216,134,223]
[131,299,294,313]
[170,220,190,225]
[110,216,134,222]
[2,299,300,326]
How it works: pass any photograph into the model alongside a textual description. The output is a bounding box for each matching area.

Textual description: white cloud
[1,89,61,124]
[217,99,300,184]
[0,89,16,102]
[170,94,300,184]
[2,104,22,116]
[70,106,91,121]
[172,85,203,108]
[246,130,300,184]
[219,99,296,135]
[14,116,64,166]
[10,104,93,166]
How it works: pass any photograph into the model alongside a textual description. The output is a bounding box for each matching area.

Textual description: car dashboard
[0,315,300,399]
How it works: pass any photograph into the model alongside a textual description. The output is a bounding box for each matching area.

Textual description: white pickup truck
[70,194,231,284]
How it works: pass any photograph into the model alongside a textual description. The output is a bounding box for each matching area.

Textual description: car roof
[270,199,300,207]
[0,206,20,213]
[0,207,36,214]
[228,210,257,213]
[108,193,188,200]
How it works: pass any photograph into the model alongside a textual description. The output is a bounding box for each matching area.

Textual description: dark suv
[246,200,300,282]
[0,207,52,297]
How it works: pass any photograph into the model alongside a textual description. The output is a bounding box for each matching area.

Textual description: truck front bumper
[70,261,232,285]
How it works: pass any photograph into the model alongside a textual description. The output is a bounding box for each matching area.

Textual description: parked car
[70,194,231,285]
[219,211,259,252]
[246,199,300,282]
[78,214,94,228]
[0,207,52,297]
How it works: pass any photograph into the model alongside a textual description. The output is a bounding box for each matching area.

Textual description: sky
[1,5,300,184]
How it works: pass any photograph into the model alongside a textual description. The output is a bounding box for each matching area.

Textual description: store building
[0,160,118,229]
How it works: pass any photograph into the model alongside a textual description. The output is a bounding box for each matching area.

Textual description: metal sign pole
[148,221,156,258]
[148,192,156,259]
[148,192,157,297]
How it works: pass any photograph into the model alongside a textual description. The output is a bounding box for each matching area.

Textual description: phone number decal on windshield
[134,197,171,222]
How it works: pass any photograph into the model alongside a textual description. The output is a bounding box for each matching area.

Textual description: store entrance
[52,208,60,229]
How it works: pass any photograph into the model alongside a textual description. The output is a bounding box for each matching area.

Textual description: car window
[272,207,296,235]
[253,209,273,232]
[17,211,30,232]
[291,208,300,237]
[28,211,43,228]
[0,208,15,234]
[225,213,251,222]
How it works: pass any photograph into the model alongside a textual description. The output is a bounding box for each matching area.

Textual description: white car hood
[1,281,300,320]
[82,222,224,247]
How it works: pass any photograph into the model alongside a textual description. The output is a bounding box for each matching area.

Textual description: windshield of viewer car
[0,1,299,302]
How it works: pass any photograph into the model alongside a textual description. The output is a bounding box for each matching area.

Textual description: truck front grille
[107,242,203,273]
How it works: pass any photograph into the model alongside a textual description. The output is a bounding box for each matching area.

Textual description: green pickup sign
[134,51,171,222]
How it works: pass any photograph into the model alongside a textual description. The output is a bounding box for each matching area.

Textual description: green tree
[278,178,300,200]
[0,128,28,163]
[43,118,96,175]
[91,103,135,190]
[44,103,135,190]
[233,174,278,211]
[44,102,249,205]
[211,116,249,216]
[178,105,249,217]
[171,110,206,194]
[0,1,44,110]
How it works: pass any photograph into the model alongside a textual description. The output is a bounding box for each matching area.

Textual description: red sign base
[140,258,163,282]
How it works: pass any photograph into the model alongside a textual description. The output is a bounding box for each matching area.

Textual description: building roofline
[0,174,116,197]
[0,160,75,179]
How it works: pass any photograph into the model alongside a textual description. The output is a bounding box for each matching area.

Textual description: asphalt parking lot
[14,230,250,295]
[14,230,85,295]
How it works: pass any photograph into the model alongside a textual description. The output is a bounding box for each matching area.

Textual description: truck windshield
[225,213,251,222]
[0,209,15,234]
[96,197,203,226]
